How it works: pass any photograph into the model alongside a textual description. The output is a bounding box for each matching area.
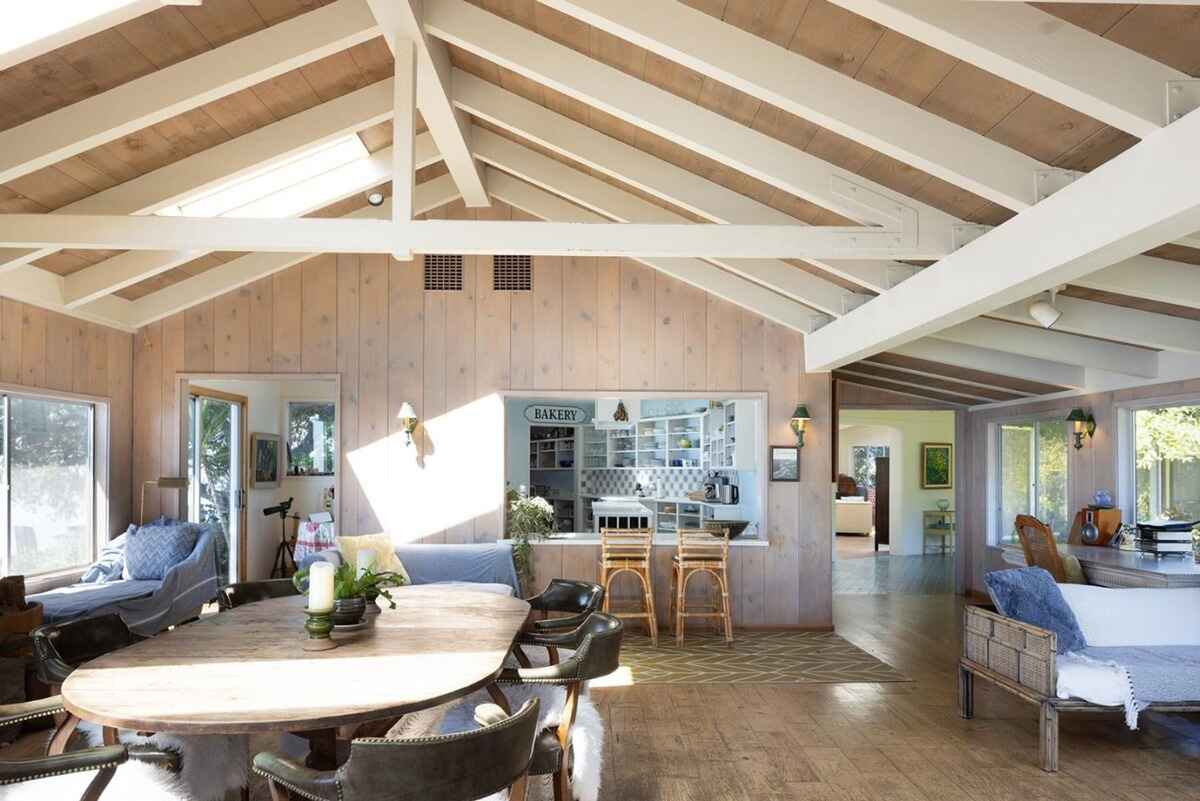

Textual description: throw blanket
[1065,645,1200,729]
[79,532,129,583]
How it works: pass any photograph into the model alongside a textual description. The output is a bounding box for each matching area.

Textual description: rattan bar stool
[598,528,657,646]
[669,527,733,646]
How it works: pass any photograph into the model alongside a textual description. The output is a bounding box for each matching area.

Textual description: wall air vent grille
[424,254,463,291]
[493,254,532,291]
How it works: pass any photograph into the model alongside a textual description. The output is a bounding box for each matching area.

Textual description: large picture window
[995,419,1068,544]
[0,393,96,577]
[285,401,335,477]
[1132,403,1200,523]
[850,445,889,491]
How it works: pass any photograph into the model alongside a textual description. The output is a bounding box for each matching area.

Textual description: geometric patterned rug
[618,631,910,684]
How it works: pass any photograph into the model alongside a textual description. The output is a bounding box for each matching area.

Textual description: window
[0,393,97,577]
[1132,403,1200,523]
[995,419,1068,543]
[850,445,889,491]
[286,402,336,477]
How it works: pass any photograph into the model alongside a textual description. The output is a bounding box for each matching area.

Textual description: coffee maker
[702,471,719,501]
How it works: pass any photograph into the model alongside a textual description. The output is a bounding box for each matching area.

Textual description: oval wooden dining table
[56,585,530,766]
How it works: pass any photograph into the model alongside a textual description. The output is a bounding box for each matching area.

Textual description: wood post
[958,665,974,719]
[1038,701,1059,772]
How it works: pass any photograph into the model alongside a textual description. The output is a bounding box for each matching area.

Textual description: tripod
[265,497,301,578]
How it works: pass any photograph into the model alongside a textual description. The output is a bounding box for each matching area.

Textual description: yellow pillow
[336,533,410,584]
[1062,554,1087,585]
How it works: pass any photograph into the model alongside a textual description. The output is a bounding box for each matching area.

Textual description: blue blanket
[1075,645,1200,728]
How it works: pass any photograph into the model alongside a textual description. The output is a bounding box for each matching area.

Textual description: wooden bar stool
[599,528,657,646]
[669,528,733,646]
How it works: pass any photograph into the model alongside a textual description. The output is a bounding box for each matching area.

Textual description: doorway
[185,387,247,585]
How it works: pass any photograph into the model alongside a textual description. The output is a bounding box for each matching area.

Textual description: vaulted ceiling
[2,0,1200,407]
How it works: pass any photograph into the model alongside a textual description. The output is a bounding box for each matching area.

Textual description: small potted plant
[293,563,407,626]
[505,487,554,595]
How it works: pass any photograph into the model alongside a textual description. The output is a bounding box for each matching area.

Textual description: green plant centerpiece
[506,487,554,594]
[293,563,407,625]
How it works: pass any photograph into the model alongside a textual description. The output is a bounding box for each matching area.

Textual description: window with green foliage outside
[996,419,1068,544]
[286,402,336,477]
[1134,404,1200,523]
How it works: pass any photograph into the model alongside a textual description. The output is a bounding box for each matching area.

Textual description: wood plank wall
[0,299,134,539]
[129,201,834,628]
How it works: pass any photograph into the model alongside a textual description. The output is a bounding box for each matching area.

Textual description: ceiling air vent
[424,254,463,291]
[493,254,532,291]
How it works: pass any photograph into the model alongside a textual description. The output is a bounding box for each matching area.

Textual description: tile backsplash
[581,468,731,497]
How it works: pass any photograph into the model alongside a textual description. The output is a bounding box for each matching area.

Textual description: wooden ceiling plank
[0,0,380,185]
[831,371,972,406]
[825,0,1183,138]
[839,361,1023,401]
[539,0,1044,211]
[889,338,1085,389]
[424,0,959,255]
[862,352,1063,395]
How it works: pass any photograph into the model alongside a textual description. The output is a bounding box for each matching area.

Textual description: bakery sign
[524,404,590,425]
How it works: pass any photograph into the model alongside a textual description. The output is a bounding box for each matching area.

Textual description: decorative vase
[1080,509,1100,545]
[936,499,950,512]
[332,597,366,626]
[1093,489,1114,509]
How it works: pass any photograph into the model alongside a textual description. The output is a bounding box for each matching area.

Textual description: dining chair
[0,696,179,801]
[500,612,623,801]
[253,698,541,801]
[598,528,657,645]
[31,614,143,692]
[515,580,605,667]
[1015,515,1068,583]
[669,527,733,646]
[217,579,299,611]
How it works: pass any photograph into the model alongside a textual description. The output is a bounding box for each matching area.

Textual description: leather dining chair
[516,580,605,666]
[32,614,143,693]
[253,698,541,801]
[217,579,299,611]
[0,696,178,801]
[500,613,623,801]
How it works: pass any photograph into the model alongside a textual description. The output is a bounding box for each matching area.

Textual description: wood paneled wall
[0,299,134,539]
[129,201,834,628]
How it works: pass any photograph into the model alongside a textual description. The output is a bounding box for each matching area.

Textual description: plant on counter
[293,563,408,609]
[506,486,554,594]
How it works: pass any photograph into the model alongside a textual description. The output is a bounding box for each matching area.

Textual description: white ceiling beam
[366,0,488,207]
[62,136,439,307]
[0,266,135,332]
[1073,254,1200,310]
[453,71,900,293]
[122,174,460,327]
[0,1,200,73]
[932,317,1158,378]
[890,339,1085,390]
[392,39,417,259]
[825,0,1184,139]
[0,0,379,186]
[0,79,395,275]
[991,295,1200,353]
[539,0,1043,212]
[487,170,818,333]
[0,214,927,259]
[471,127,856,316]
[803,105,1200,371]
[424,0,958,256]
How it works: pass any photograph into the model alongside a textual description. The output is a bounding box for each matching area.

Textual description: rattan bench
[958,605,1200,772]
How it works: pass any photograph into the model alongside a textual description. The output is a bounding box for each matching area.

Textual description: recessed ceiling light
[367,192,385,207]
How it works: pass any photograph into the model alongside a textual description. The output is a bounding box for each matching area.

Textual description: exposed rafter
[825,0,1185,138]
[889,339,1085,390]
[990,295,1200,353]
[804,105,1200,371]
[0,0,380,185]
[1073,255,1200,310]
[487,170,817,332]
[861,352,1061,397]
[0,266,134,332]
[424,0,958,256]
[392,38,417,257]
[453,71,903,293]
[832,372,969,406]
[471,127,854,316]
[0,79,395,275]
[539,0,1044,211]
[366,0,488,206]
[836,362,1023,402]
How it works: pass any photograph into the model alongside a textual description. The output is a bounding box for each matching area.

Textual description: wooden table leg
[47,712,80,755]
[486,683,512,714]
[101,726,119,746]
[297,728,340,771]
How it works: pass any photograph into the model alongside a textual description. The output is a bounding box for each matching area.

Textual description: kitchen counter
[1001,543,1200,587]
[582,494,742,508]
[533,532,768,547]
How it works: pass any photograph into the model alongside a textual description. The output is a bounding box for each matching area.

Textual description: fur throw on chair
[7,724,249,801]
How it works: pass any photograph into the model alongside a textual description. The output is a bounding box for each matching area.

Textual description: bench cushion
[1059,585,1200,647]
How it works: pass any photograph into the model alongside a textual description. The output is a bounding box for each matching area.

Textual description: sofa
[961,572,1200,771]
[300,540,522,596]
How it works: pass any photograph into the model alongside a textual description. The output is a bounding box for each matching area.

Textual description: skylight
[4,1,158,62]
[156,136,372,219]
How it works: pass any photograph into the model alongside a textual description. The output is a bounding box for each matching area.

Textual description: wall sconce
[790,404,812,448]
[1066,408,1095,450]
[140,477,189,524]
[398,401,418,446]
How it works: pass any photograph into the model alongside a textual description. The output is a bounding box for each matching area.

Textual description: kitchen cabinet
[703,400,757,470]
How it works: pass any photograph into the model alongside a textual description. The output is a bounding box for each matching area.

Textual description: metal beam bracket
[952,223,991,251]
[1166,80,1200,125]
[1034,168,1082,203]
[830,175,918,230]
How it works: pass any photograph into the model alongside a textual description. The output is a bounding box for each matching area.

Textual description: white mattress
[1056,654,1127,708]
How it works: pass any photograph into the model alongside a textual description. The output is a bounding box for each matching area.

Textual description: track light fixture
[1028,287,1063,329]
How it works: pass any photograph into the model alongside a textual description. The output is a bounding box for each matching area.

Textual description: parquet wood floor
[833,552,955,595]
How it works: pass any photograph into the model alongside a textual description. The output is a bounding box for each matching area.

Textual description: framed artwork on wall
[251,433,282,489]
[921,442,953,489]
[770,446,799,482]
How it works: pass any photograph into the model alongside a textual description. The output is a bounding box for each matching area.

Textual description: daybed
[961,575,1200,771]
[28,524,219,637]
[301,538,522,596]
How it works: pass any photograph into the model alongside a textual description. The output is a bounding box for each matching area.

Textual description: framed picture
[921,442,953,489]
[770,446,799,482]
[251,433,282,489]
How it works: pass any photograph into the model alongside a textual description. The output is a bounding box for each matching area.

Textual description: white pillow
[1059,584,1200,647]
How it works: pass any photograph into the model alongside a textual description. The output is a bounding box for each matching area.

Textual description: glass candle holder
[303,608,337,651]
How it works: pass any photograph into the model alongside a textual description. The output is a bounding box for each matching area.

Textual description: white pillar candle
[356,548,377,579]
[307,561,335,612]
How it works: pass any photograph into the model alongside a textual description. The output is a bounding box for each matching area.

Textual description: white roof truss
[890,339,1086,390]
[990,295,1200,353]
